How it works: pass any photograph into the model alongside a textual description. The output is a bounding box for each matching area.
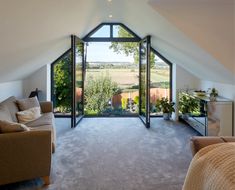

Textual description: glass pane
[52,51,72,116]
[113,25,134,38]
[150,51,171,115]
[140,42,147,118]
[75,40,84,122]
[90,25,110,38]
[84,42,139,116]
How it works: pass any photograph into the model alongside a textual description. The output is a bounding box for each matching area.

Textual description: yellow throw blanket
[183,143,235,190]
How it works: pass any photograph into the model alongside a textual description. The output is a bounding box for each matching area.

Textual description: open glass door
[71,35,86,128]
[139,36,151,128]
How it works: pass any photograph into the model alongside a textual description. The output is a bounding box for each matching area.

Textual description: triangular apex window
[83,23,140,42]
[113,25,135,38]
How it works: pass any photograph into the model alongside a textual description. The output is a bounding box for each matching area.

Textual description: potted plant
[156,97,175,120]
[179,93,198,120]
[209,88,218,101]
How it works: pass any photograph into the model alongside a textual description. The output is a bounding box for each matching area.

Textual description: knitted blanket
[183,143,235,190]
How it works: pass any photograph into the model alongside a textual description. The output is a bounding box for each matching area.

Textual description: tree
[109,26,155,68]
[53,52,72,113]
[84,75,118,114]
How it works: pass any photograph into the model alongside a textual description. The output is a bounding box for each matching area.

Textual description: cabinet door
[207,102,233,136]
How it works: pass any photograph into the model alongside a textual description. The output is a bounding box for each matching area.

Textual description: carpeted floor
[1,118,199,190]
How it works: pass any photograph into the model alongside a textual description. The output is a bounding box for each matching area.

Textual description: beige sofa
[190,136,235,156]
[0,96,56,186]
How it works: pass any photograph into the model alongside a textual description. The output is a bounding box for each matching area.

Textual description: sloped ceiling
[0,0,234,84]
[149,0,234,77]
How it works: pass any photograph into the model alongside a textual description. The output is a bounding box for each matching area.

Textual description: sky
[86,42,134,63]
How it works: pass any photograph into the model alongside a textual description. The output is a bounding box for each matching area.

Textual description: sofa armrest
[190,136,235,156]
[40,101,53,113]
[0,131,51,185]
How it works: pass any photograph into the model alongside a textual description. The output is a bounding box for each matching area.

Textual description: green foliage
[84,75,118,114]
[121,98,128,110]
[210,88,218,97]
[156,97,175,113]
[134,96,139,106]
[109,26,155,68]
[53,52,72,113]
[179,93,198,114]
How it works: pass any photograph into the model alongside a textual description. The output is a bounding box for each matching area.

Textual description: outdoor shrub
[121,98,128,110]
[84,75,118,114]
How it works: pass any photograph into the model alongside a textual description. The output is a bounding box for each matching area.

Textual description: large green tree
[109,26,155,68]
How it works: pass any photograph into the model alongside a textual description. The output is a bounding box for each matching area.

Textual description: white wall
[172,64,200,120]
[0,80,23,101]
[23,64,51,101]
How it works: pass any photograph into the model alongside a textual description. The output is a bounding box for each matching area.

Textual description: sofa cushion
[0,105,13,122]
[16,107,41,124]
[16,97,40,111]
[0,96,19,122]
[0,120,30,133]
[25,113,53,127]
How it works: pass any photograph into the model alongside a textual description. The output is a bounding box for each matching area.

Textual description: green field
[85,68,169,89]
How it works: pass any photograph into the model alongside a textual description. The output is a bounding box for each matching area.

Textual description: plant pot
[209,95,217,101]
[163,113,171,120]
[182,113,190,120]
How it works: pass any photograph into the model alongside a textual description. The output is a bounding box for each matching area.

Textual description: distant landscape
[82,61,170,115]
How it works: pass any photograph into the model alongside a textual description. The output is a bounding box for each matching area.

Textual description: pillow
[0,120,30,133]
[16,107,41,124]
[16,97,40,111]
[0,105,13,122]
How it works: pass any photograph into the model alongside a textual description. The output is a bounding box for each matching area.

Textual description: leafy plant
[210,88,218,97]
[133,96,139,106]
[179,94,198,114]
[84,75,118,114]
[53,52,72,113]
[121,98,128,110]
[156,97,175,113]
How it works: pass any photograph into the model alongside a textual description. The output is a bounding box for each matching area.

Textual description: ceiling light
[108,0,112,2]
[109,14,113,18]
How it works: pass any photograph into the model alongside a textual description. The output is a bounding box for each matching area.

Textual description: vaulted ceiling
[0,0,234,84]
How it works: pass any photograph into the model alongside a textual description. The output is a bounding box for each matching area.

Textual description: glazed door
[71,35,86,128]
[139,36,151,128]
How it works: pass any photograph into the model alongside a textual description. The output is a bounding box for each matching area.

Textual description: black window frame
[83,23,141,42]
[50,23,173,118]
[51,49,72,118]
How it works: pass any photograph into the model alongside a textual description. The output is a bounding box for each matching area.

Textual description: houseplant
[179,93,198,120]
[156,97,175,120]
[209,88,218,101]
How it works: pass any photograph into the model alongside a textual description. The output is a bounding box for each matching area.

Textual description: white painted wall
[172,64,200,120]
[0,80,23,102]
[23,64,51,101]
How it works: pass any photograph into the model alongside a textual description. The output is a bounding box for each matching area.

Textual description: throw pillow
[16,97,40,111]
[0,105,13,122]
[16,107,41,124]
[0,120,30,133]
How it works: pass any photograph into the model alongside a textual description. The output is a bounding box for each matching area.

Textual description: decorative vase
[163,113,171,120]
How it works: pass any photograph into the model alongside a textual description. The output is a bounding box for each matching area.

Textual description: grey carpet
[0,118,199,190]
